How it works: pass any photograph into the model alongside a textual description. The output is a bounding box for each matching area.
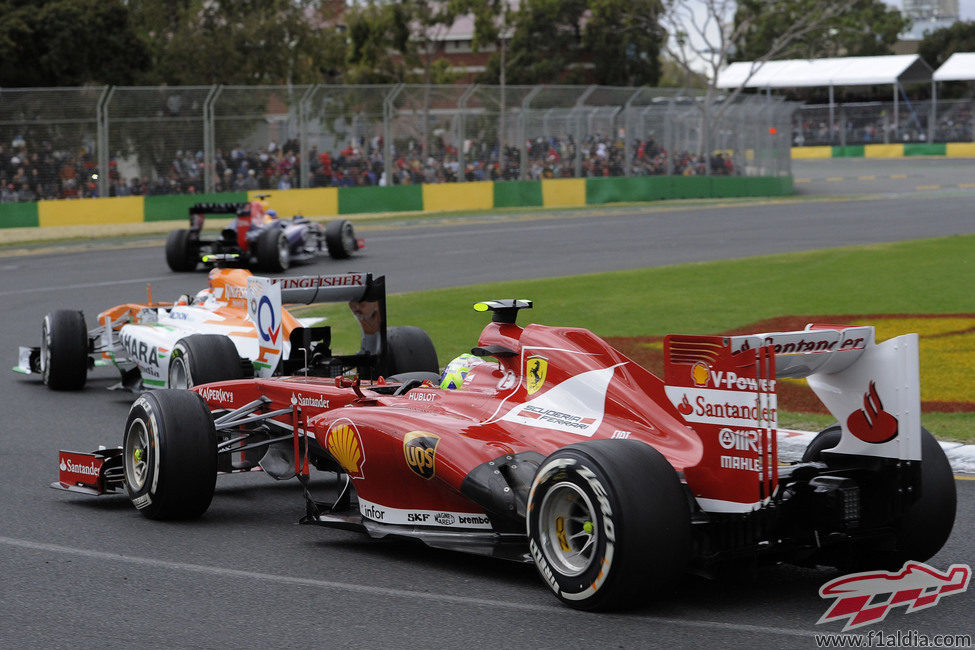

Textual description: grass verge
[299,233,975,443]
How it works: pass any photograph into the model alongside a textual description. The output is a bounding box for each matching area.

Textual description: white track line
[0,535,816,638]
[0,276,173,297]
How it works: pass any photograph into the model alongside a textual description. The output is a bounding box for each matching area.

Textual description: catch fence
[0,84,796,202]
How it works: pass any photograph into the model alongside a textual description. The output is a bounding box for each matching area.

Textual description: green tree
[732,0,908,61]
[0,0,150,86]
[583,0,665,87]
[919,20,975,99]
[344,1,412,84]
[501,0,589,84]
[918,20,975,68]
[128,0,346,85]
[473,0,664,86]
[344,1,464,84]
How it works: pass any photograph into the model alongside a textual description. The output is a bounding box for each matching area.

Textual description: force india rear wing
[246,272,383,378]
[664,324,920,514]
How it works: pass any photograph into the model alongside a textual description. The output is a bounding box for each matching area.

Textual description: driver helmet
[439,353,487,390]
[264,209,278,224]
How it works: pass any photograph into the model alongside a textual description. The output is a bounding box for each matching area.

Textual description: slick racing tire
[168,335,245,389]
[384,326,439,377]
[527,439,690,611]
[165,229,199,272]
[257,228,290,272]
[123,390,217,520]
[802,425,956,567]
[324,219,358,259]
[41,310,88,391]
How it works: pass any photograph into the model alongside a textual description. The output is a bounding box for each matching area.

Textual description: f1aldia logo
[403,431,440,479]
[818,561,971,631]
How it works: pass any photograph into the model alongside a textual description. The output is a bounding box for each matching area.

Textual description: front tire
[325,219,358,259]
[527,439,690,611]
[41,310,88,390]
[257,227,290,272]
[168,335,245,388]
[165,229,198,272]
[803,425,956,566]
[123,390,217,520]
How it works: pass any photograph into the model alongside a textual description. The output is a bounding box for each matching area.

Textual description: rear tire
[803,425,956,566]
[383,326,438,376]
[123,390,217,520]
[527,439,690,611]
[168,334,245,388]
[165,229,198,272]
[325,219,357,259]
[257,228,290,272]
[41,310,88,390]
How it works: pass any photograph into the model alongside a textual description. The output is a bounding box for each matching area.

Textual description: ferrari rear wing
[664,323,921,514]
[727,324,921,462]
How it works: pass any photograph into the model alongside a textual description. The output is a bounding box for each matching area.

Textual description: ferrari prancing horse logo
[526,356,548,395]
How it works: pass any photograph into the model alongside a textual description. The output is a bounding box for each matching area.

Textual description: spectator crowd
[0,131,757,205]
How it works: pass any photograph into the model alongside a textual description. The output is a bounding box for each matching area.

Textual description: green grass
[300,233,975,442]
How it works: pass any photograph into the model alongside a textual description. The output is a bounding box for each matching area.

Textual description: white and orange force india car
[53,300,956,611]
[15,269,438,392]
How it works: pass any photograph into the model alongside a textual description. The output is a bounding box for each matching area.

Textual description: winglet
[473,299,532,325]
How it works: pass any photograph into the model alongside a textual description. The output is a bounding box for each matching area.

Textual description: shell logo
[691,361,710,387]
[325,420,365,478]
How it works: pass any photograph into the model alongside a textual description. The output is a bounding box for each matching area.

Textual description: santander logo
[846,381,898,444]
[60,458,100,476]
[290,393,330,409]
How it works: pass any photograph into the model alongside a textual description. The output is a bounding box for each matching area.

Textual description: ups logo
[403,431,440,479]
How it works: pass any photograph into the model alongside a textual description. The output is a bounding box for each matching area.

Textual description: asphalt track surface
[2,160,974,648]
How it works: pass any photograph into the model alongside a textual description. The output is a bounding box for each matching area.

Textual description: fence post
[383,84,404,186]
[203,85,221,194]
[573,85,597,178]
[96,86,112,198]
[839,104,846,147]
[298,84,319,189]
[665,97,677,176]
[520,85,542,180]
[623,88,643,177]
[456,84,477,183]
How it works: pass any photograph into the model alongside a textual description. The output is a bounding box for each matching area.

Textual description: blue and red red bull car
[165,197,361,272]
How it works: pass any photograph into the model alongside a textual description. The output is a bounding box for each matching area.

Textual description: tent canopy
[933,52,975,81]
[716,55,933,89]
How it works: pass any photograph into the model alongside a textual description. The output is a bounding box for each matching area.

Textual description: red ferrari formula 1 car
[54,299,956,611]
